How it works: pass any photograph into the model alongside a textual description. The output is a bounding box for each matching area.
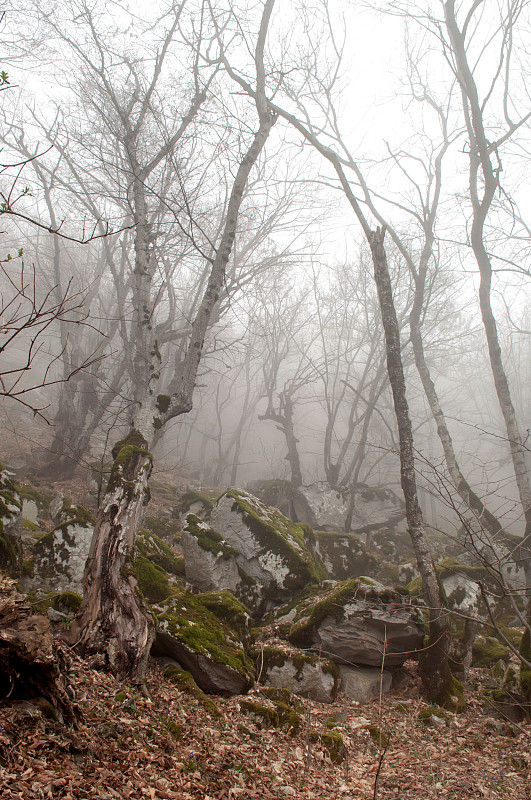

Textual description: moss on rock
[136,528,184,576]
[239,699,279,729]
[285,577,387,647]
[185,514,238,559]
[134,555,171,604]
[519,626,531,701]
[225,489,328,588]
[310,730,345,763]
[156,590,254,685]
[472,635,511,668]
[164,665,221,718]
[52,591,82,614]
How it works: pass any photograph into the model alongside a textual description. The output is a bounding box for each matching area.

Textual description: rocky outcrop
[291,482,406,534]
[278,579,424,668]
[182,490,327,617]
[253,643,339,703]
[314,531,379,580]
[29,501,95,594]
[152,589,254,696]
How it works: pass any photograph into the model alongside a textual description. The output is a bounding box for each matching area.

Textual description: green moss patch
[175,489,221,517]
[472,635,511,668]
[239,699,279,729]
[364,724,390,748]
[156,590,254,683]
[225,490,328,588]
[519,626,531,701]
[134,555,171,604]
[136,528,184,576]
[185,514,238,559]
[52,591,82,614]
[164,666,221,718]
[310,730,345,763]
[284,578,390,647]
[143,515,181,544]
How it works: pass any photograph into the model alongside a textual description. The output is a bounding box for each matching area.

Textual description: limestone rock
[292,482,406,534]
[314,531,379,580]
[339,665,392,703]
[254,644,339,703]
[182,489,327,616]
[282,579,424,667]
[152,589,254,696]
[29,502,95,594]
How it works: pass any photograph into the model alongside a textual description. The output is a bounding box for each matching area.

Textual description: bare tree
[59,0,280,685]
[219,3,455,702]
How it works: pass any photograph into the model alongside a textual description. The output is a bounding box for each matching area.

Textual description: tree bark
[67,432,154,684]
[370,227,453,704]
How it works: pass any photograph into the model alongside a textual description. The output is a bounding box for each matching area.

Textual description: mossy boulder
[246,479,295,518]
[314,530,379,581]
[252,643,339,703]
[279,578,424,667]
[182,489,327,617]
[136,528,185,578]
[152,589,254,695]
[472,635,511,668]
[134,555,171,604]
[174,488,222,520]
[28,501,95,594]
[292,481,405,535]
[143,514,182,545]
[519,627,531,704]
[0,467,23,577]
[18,484,53,527]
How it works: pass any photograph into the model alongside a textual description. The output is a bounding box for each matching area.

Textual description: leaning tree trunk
[66,431,154,685]
[369,227,455,705]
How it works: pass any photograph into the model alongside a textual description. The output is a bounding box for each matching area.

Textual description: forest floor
[0,656,529,800]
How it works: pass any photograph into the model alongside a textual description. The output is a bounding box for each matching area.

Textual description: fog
[1,0,530,547]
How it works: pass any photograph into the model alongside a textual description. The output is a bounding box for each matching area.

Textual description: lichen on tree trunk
[369,227,456,707]
[66,430,155,684]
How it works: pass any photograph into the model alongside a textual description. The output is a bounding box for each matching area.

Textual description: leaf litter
[0,658,529,799]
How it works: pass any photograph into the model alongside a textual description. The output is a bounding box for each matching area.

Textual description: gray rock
[22,499,39,525]
[28,503,95,594]
[339,665,392,703]
[292,482,406,534]
[256,646,339,703]
[49,493,64,523]
[152,590,254,696]
[314,531,379,580]
[285,579,424,668]
[182,490,327,616]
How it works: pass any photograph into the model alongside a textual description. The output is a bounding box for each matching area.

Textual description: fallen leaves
[0,660,529,800]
